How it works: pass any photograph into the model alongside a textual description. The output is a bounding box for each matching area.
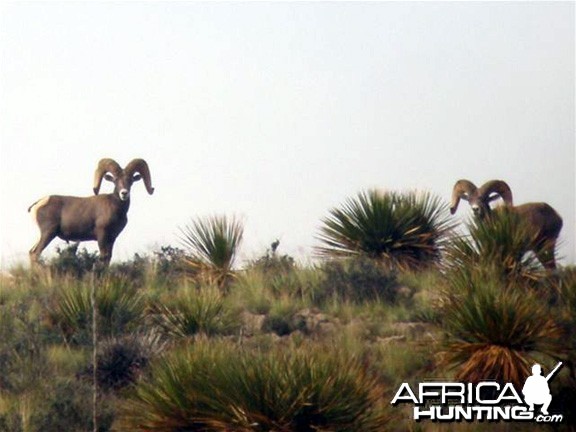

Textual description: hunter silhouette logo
[522,362,562,415]
[391,362,564,423]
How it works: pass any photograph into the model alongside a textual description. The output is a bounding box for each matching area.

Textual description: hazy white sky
[1,1,574,268]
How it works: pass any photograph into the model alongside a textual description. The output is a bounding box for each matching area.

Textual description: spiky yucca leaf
[115,341,391,432]
[51,277,145,344]
[445,208,546,285]
[316,190,454,271]
[441,276,567,388]
[179,215,244,287]
[149,286,238,338]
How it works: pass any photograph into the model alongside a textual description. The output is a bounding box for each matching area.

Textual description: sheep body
[30,194,128,241]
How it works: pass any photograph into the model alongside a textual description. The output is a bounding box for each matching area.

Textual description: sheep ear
[104,173,115,182]
[132,173,142,182]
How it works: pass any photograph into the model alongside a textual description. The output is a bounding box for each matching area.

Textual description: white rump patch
[29,196,50,225]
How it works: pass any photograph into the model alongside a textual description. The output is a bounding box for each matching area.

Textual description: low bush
[49,243,99,278]
[318,257,400,304]
[82,332,166,392]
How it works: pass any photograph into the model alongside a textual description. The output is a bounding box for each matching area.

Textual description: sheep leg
[96,236,114,268]
[535,241,557,270]
[29,231,57,264]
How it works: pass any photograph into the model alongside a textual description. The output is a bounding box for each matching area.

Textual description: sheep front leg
[96,236,114,268]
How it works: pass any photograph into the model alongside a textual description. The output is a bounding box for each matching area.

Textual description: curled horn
[93,158,123,195]
[477,180,513,206]
[450,179,478,215]
[124,158,155,195]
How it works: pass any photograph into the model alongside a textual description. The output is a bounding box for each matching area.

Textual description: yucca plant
[114,341,392,432]
[51,277,146,345]
[179,215,244,289]
[440,274,568,388]
[316,190,454,271]
[444,209,546,286]
[149,286,239,338]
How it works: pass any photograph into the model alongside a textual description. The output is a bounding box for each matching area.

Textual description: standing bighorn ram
[28,158,154,266]
[450,179,562,269]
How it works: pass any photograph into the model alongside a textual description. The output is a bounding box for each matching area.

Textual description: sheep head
[450,179,513,218]
[93,158,155,201]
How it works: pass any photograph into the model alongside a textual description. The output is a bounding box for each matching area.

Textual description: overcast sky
[1,1,574,268]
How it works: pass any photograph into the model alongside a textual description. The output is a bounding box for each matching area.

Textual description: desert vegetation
[0,189,574,431]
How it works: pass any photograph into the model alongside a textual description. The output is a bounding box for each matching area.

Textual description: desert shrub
[115,340,392,432]
[109,253,151,287]
[316,190,454,271]
[231,270,273,315]
[51,277,146,345]
[31,378,115,432]
[0,303,50,394]
[261,299,302,336]
[152,245,189,279]
[248,241,295,275]
[231,265,322,317]
[318,257,400,304]
[149,286,240,338]
[82,332,166,392]
[0,290,113,432]
[49,243,99,278]
[107,246,190,288]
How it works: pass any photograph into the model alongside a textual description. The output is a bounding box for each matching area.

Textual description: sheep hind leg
[29,231,57,266]
[535,241,557,271]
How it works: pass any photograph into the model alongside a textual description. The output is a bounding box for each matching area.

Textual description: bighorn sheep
[28,158,154,266]
[450,179,562,269]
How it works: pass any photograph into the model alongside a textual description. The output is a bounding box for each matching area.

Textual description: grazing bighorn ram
[450,179,562,269]
[28,158,154,266]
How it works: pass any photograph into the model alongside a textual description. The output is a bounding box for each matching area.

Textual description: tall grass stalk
[91,272,98,432]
